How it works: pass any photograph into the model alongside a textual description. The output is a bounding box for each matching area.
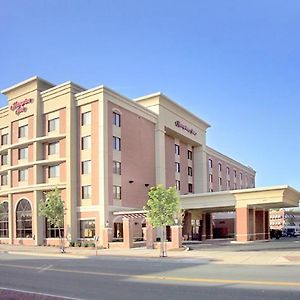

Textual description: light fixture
[129,180,134,184]
[144,184,149,187]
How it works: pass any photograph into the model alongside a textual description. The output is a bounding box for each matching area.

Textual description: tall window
[48,165,60,178]
[188,183,193,193]
[0,202,8,238]
[188,167,193,176]
[1,174,8,186]
[234,170,237,178]
[16,199,32,238]
[218,177,222,188]
[218,163,222,172]
[208,159,213,168]
[18,125,28,138]
[175,180,180,191]
[81,111,91,126]
[46,219,64,238]
[1,153,8,165]
[81,135,91,150]
[113,112,121,127]
[227,180,231,190]
[48,142,59,155]
[209,174,213,183]
[18,147,28,160]
[48,118,59,132]
[1,134,8,145]
[113,136,121,151]
[187,150,192,160]
[113,185,121,200]
[113,161,121,175]
[18,169,28,182]
[226,167,230,176]
[81,160,91,175]
[80,220,95,238]
[175,144,180,155]
[82,185,91,199]
[175,162,180,173]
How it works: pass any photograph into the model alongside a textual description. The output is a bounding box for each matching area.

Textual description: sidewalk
[1,243,300,265]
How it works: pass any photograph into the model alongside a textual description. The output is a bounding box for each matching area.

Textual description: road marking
[38,264,53,273]
[0,262,300,288]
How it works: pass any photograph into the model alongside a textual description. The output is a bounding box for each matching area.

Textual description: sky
[0,0,299,190]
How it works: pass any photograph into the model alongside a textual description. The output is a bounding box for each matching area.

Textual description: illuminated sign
[10,98,33,115]
[175,121,197,136]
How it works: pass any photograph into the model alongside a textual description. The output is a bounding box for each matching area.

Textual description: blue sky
[0,1,299,190]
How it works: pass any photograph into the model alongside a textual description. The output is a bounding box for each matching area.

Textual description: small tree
[144,185,180,257]
[39,188,65,252]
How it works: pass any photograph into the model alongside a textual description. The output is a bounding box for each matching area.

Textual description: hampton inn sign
[10,98,33,115]
[175,120,197,136]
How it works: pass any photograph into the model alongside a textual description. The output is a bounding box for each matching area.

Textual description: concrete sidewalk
[0,243,300,265]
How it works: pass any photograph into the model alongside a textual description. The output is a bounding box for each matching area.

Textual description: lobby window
[188,167,193,176]
[227,180,230,190]
[1,153,8,165]
[188,183,193,193]
[175,144,180,155]
[1,174,8,186]
[113,112,121,127]
[48,142,59,155]
[226,167,230,176]
[46,219,64,238]
[82,160,91,175]
[18,169,28,182]
[218,163,222,172]
[48,165,60,178]
[209,188,214,192]
[113,185,122,200]
[188,150,192,160]
[218,177,222,187]
[233,183,237,190]
[81,135,91,150]
[18,147,28,160]
[209,174,213,183]
[18,125,28,138]
[82,185,92,199]
[175,162,180,173]
[80,220,95,238]
[0,202,9,238]
[1,134,8,145]
[113,136,121,151]
[113,161,121,175]
[81,111,91,126]
[48,117,59,132]
[16,199,32,238]
[208,159,213,169]
[175,180,180,191]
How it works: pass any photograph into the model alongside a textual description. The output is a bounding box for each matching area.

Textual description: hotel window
[113,185,121,200]
[226,167,230,176]
[209,174,213,183]
[1,153,8,165]
[209,188,214,192]
[113,112,121,127]
[208,159,213,168]
[0,202,9,238]
[175,180,180,191]
[1,134,8,145]
[218,163,222,172]
[48,142,59,155]
[245,175,248,188]
[18,169,28,181]
[240,172,243,181]
[81,111,91,126]
[16,199,32,238]
[188,167,193,176]
[234,170,237,178]
[82,185,92,199]
[113,136,121,151]
[18,125,28,138]
[48,117,59,132]
[18,147,28,160]
[175,162,180,173]
[80,220,95,238]
[1,174,7,186]
[82,160,91,175]
[188,150,192,160]
[233,183,237,190]
[81,135,91,150]
[227,180,231,190]
[175,144,180,155]
[46,219,64,238]
[113,161,121,175]
[218,177,222,187]
[188,183,193,193]
[48,165,60,178]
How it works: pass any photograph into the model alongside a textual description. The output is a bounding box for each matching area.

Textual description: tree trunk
[58,227,65,253]
[160,225,167,257]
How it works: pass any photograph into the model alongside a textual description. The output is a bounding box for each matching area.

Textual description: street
[0,249,300,300]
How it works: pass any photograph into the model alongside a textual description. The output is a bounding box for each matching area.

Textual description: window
[113,185,121,200]
[48,165,60,178]
[175,162,180,173]
[188,150,192,160]
[18,169,28,181]
[218,177,222,187]
[227,180,231,190]
[1,174,8,186]
[188,183,193,193]
[113,161,121,175]
[245,175,248,188]
[175,180,180,191]
[175,144,180,155]
[188,167,193,176]
[18,125,28,138]
[1,134,8,145]
[113,136,121,151]
[81,111,91,126]
[113,112,121,127]
[218,163,222,172]
[233,183,237,190]
[81,160,91,175]
[1,153,8,165]
[48,118,59,132]
[234,170,237,178]
[16,199,32,238]
[0,202,9,238]
[80,220,95,238]
[48,142,59,155]
[46,219,64,238]
[209,174,213,183]
[18,147,28,160]
[208,159,213,168]
[226,167,230,176]
[240,172,243,181]
[81,135,91,150]
[82,185,91,199]
[209,188,214,192]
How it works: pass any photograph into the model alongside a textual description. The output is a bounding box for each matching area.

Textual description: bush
[76,241,82,247]
[88,242,96,248]
[69,242,75,247]
[83,242,89,248]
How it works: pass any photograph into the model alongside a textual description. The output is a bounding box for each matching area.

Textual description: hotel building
[0,77,299,248]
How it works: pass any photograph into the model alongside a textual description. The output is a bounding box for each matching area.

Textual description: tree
[144,185,180,257]
[39,188,65,252]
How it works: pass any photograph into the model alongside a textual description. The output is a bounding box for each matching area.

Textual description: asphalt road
[0,252,299,300]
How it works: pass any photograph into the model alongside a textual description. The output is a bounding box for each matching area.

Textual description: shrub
[76,241,82,247]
